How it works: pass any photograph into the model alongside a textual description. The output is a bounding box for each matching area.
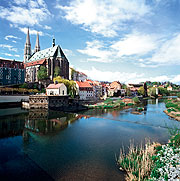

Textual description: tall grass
[117,139,160,181]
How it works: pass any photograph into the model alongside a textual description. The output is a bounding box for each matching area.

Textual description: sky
[0,0,180,84]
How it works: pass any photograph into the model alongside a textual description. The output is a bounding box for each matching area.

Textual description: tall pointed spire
[34,32,40,53]
[24,27,31,63]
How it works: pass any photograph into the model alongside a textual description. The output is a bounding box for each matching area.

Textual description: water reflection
[0,109,88,139]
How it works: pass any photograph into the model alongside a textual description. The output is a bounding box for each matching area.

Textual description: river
[0,98,180,181]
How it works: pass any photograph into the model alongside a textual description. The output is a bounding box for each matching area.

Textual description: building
[167,86,173,91]
[76,81,93,100]
[107,81,122,97]
[24,28,69,83]
[46,83,67,96]
[0,58,25,85]
[69,67,87,82]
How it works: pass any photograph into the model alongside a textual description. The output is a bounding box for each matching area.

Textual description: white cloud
[44,25,51,30]
[150,33,180,65]
[12,40,17,43]
[19,27,44,36]
[78,66,144,83]
[13,0,27,5]
[15,54,20,57]
[5,35,21,40]
[111,33,157,57]
[0,0,51,26]
[63,49,74,57]
[77,40,113,63]
[2,53,13,57]
[0,44,17,52]
[57,0,150,37]
[78,67,180,84]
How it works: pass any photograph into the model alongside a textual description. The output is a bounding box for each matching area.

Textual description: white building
[76,81,94,100]
[46,83,67,96]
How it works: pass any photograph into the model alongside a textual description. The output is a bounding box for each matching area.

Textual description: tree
[37,66,48,80]
[53,76,77,98]
[138,86,145,96]
[54,66,60,77]
[71,68,76,80]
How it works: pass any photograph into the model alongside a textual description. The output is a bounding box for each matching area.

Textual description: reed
[117,139,161,181]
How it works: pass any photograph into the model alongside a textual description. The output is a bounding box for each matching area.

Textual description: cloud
[13,0,27,5]
[77,32,158,63]
[57,0,150,37]
[149,33,180,65]
[0,0,51,26]
[111,33,158,57]
[5,35,21,40]
[0,44,17,52]
[78,67,180,84]
[77,40,113,63]
[19,27,44,36]
[63,49,74,57]
[2,53,13,57]
[44,25,51,30]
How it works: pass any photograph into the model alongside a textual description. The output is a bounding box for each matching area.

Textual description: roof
[27,45,66,62]
[25,58,46,67]
[46,83,65,89]
[76,81,92,88]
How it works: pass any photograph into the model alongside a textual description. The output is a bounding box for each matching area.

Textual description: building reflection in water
[22,110,90,142]
[0,109,90,140]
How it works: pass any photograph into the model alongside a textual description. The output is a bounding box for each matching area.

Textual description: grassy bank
[164,98,180,121]
[117,130,180,181]
[88,97,140,109]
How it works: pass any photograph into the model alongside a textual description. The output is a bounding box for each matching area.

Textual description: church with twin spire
[24,28,69,83]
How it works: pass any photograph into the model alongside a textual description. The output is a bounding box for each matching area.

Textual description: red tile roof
[46,83,64,89]
[25,58,46,68]
[76,81,92,88]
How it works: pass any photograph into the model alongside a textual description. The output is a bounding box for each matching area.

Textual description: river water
[0,98,180,181]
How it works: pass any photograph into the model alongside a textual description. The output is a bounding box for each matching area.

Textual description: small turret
[52,37,55,47]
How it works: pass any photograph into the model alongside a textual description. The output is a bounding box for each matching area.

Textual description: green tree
[54,66,60,77]
[126,88,132,96]
[158,87,169,96]
[71,68,76,80]
[37,66,48,80]
[138,86,145,96]
[53,76,77,98]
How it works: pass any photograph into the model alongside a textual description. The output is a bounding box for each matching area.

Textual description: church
[24,28,69,83]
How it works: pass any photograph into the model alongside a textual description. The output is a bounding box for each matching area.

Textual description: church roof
[25,58,46,68]
[27,45,66,62]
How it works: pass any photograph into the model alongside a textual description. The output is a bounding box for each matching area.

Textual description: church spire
[34,32,40,53]
[24,27,31,63]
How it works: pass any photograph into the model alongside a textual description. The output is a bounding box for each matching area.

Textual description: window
[62,90,64,95]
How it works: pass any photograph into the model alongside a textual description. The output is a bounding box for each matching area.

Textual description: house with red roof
[76,81,94,100]
[46,83,67,96]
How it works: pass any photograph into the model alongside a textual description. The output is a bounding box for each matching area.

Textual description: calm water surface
[0,98,180,181]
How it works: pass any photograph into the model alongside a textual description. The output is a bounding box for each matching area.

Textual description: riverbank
[117,132,180,181]
[164,98,180,121]
[88,97,140,109]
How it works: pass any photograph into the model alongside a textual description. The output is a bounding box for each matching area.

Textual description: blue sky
[0,0,180,84]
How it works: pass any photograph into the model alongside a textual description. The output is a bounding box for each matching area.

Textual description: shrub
[132,96,140,103]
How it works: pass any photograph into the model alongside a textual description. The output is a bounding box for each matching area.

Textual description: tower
[24,27,31,63]
[34,32,40,53]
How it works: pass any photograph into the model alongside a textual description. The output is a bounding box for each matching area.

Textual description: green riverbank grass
[118,130,180,181]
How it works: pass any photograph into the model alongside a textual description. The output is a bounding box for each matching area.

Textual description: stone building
[0,58,25,85]
[24,28,69,83]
